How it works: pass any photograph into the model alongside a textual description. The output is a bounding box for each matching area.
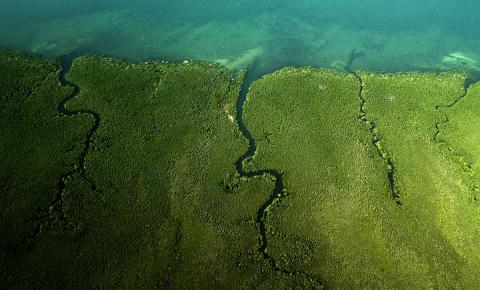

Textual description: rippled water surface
[1,0,479,77]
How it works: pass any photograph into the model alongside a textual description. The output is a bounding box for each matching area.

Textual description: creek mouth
[49,52,103,223]
[57,52,101,190]
[21,52,103,250]
[346,50,402,206]
[235,62,282,259]
[234,63,322,284]
[233,52,404,280]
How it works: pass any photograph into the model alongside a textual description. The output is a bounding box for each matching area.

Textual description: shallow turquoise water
[1,0,479,78]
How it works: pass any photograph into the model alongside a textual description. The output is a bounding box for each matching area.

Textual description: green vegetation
[60,56,276,288]
[0,49,93,272]
[244,68,480,288]
[2,49,480,289]
[359,72,480,288]
[438,82,480,200]
[0,52,273,288]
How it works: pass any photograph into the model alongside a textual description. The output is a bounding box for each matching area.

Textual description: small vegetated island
[1,49,480,289]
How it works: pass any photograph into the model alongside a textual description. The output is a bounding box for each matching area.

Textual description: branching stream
[346,50,402,206]
[24,54,103,248]
[234,63,323,285]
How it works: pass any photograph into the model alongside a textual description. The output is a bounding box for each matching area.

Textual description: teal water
[1,0,480,78]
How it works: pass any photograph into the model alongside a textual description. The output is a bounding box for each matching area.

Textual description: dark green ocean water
[1,0,479,78]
